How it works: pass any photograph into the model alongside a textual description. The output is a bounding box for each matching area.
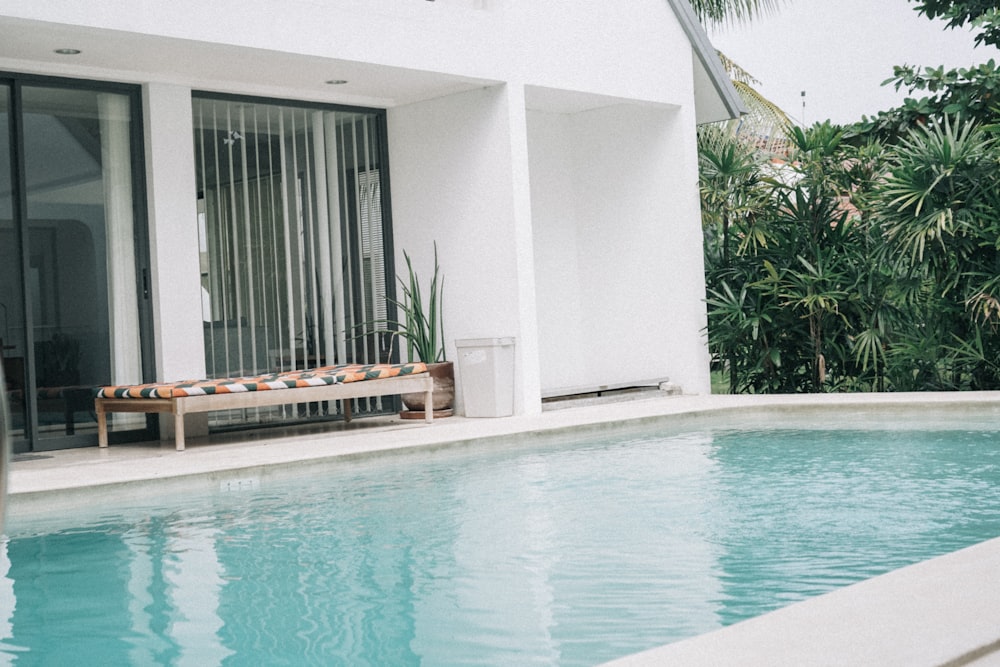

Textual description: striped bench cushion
[95,362,428,399]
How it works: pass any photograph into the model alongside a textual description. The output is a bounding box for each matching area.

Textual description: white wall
[4,0,717,407]
[527,111,588,391]
[529,101,711,395]
[0,0,694,109]
[388,84,542,415]
[390,81,712,409]
[505,0,692,103]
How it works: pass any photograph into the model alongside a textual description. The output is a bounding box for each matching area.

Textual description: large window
[193,95,394,427]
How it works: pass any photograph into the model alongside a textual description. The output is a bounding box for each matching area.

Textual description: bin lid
[455,337,515,348]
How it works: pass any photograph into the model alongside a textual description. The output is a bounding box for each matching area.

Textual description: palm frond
[690,0,785,28]
[704,51,793,156]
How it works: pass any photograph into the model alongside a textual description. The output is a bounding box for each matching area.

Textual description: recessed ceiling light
[325,79,348,85]
[54,48,81,55]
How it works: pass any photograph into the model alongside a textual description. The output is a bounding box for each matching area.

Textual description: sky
[708,0,997,126]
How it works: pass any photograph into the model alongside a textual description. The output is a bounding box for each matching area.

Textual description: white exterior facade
[0,0,739,417]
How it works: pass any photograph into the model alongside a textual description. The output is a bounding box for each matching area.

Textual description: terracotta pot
[401,361,454,418]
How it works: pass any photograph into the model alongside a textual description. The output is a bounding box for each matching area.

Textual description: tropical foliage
[392,245,447,364]
[856,59,1000,140]
[702,114,1000,393]
[688,0,785,27]
[705,123,865,392]
[353,245,446,365]
[698,0,1000,393]
[872,117,1000,389]
[853,1,1000,139]
[714,53,793,154]
[910,0,1000,48]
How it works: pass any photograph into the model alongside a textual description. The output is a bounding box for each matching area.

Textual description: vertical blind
[192,96,392,426]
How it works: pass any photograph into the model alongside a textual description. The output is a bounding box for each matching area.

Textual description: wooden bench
[94,363,434,451]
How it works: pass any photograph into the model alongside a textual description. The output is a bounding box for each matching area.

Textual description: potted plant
[389,244,454,418]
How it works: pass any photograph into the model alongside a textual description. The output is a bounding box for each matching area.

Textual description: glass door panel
[18,85,144,446]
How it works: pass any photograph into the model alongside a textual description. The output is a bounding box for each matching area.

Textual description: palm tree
[689,0,785,28]
[695,0,803,393]
[872,116,1000,389]
[713,54,793,154]
[690,0,792,153]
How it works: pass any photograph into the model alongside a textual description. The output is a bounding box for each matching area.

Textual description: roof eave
[665,0,748,124]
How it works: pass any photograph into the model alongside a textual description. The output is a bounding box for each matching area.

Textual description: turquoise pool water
[3,423,1000,665]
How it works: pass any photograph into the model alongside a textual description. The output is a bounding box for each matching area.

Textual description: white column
[503,83,543,416]
[387,84,543,416]
[142,83,208,438]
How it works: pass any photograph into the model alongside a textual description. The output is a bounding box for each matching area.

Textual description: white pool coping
[603,535,1000,667]
[8,390,1000,665]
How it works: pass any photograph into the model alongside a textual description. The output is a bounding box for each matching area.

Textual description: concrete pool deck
[8,389,1000,665]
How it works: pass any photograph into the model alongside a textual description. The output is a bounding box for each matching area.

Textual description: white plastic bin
[455,337,516,417]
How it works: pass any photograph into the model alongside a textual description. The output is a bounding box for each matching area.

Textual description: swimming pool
[4,417,1000,665]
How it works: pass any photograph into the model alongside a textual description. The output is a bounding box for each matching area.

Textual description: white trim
[665,0,748,122]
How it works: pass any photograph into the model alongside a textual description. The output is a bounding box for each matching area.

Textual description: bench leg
[97,407,109,448]
[343,399,352,423]
[174,412,186,451]
[425,386,434,423]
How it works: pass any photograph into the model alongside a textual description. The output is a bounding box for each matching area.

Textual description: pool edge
[9,390,1000,510]
[601,535,1000,667]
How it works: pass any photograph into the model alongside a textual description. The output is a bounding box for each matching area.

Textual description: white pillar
[143,83,208,438]
[503,83,543,416]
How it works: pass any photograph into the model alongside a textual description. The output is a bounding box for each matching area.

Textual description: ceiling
[0,16,497,109]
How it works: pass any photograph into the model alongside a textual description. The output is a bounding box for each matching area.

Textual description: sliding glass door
[193,94,395,429]
[0,76,152,451]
